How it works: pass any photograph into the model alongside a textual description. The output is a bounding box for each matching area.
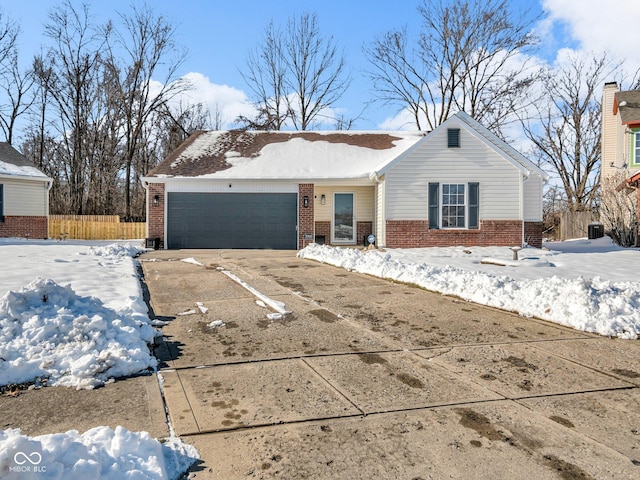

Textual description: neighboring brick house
[0,143,51,239]
[601,82,640,246]
[142,112,546,250]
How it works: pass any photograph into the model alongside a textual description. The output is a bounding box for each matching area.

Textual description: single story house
[0,142,51,239]
[142,112,547,250]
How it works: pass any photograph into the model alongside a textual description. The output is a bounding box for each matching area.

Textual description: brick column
[147,183,165,245]
[298,184,314,249]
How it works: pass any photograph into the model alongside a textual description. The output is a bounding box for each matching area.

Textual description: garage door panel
[167,193,297,249]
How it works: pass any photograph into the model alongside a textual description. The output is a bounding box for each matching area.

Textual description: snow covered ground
[298,236,640,339]
[0,239,157,389]
[0,238,198,479]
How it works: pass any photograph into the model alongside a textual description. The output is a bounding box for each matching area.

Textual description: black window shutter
[0,184,4,222]
[447,128,460,148]
[428,183,439,229]
[468,182,479,229]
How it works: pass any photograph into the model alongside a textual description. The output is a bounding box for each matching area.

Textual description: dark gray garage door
[167,192,297,249]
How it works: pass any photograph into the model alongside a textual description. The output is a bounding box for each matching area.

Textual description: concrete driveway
[140,249,640,479]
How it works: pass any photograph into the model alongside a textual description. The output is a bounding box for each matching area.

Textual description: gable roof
[614,90,640,125]
[0,142,49,180]
[145,130,426,181]
[372,111,548,181]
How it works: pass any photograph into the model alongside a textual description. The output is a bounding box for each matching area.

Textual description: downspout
[369,171,382,247]
[520,172,528,247]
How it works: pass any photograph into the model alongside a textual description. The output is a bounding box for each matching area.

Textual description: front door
[333,192,355,243]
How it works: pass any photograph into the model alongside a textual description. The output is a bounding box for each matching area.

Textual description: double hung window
[428,182,479,229]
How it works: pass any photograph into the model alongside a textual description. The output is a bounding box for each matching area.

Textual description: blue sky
[3,0,640,132]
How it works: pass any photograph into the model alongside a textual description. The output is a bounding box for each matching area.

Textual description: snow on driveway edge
[298,244,640,339]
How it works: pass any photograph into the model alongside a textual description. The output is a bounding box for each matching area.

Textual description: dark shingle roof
[0,142,48,178]
[615,90,640,125]
[0,142,34,167]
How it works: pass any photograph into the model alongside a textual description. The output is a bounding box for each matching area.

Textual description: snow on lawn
[0,239,158,389]
[0,239,199,479]
[298,236,640,339]
[0,426,198,480]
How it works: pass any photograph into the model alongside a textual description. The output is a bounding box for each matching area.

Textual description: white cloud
[179,72,255,128]
[543,0,640,72]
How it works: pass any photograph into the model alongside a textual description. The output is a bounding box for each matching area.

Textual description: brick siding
[385,220,524,248]
[523,222,544,248]
[314,221,331,244]
[147,183,165,243]
[357,221,373,245]
[298,184,315,249]
[0,216,48,239]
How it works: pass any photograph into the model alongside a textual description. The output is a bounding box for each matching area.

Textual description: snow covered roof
[145,130,426,181]
[0,142,49,179]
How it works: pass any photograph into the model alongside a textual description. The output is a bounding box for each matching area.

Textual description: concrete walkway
[142,249,640,479]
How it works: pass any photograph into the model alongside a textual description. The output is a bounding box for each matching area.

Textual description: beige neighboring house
[142,111,546,250]
[601,82,640,245]
[0,142,52,239]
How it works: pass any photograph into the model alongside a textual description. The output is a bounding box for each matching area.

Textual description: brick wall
[314,221,330,244]
[524,222,544,248]
[0,216,48,239]
[147,183,165,243]
[357,221,373,245]
[385,220,524,248]
[298,184,314,249]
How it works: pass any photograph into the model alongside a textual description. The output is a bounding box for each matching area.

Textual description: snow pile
[0,426,199,480]
[0,278,158,389]
[298,243,640,339]
[89,242,144,258]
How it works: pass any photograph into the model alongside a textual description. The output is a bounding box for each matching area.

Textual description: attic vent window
[447,128,460,148]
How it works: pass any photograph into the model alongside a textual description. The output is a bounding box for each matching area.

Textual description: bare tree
[240,20,290,130]
[521,52,618,212]
[34,1,109,215]
[364,0,538,133]
[240,12,349,130]
[599,172,637,247]
[0,49,36,144]
[107,4,189,219]
[0,9,25,144]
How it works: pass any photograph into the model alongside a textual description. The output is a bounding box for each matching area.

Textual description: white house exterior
[0,142,51,239]
[372,112,547,247]
[142,112,546,250]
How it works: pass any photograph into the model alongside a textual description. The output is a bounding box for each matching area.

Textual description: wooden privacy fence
[558,210,599,241]
[48,215,146,240]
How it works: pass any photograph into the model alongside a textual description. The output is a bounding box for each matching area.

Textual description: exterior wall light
[320,194,326,205]
[153,195,160,207]
[303,195,309,208]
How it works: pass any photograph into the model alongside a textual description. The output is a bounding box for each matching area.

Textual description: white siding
[3,178,49,216]
[385,119,522,221]
[165,180,298,193]
[523,175,543,221]
[375,178,386,245]
[314,185,375,222]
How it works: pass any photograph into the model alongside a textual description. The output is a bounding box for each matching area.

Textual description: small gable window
[634,131,640,167]
[447,128,460,148]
